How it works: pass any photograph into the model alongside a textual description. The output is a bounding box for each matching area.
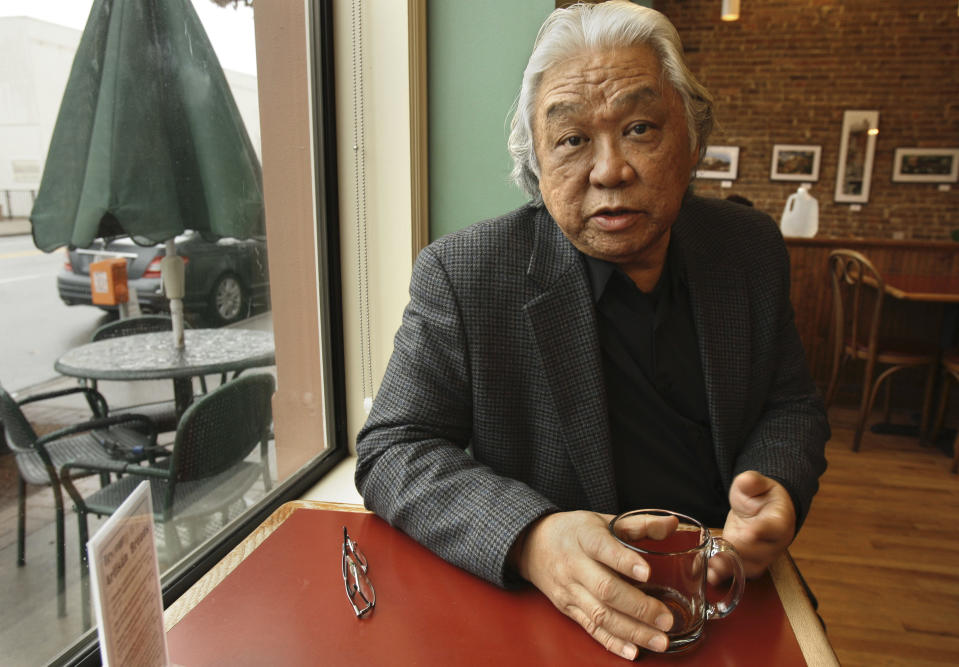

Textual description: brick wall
[656,0,959,240]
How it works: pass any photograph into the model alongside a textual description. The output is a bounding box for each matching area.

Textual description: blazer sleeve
[732,232,829,529]
[354,243,558,588]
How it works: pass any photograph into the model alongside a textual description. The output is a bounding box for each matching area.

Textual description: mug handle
[705,537,745,620]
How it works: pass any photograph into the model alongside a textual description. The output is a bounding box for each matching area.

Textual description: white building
[0,16,260,218]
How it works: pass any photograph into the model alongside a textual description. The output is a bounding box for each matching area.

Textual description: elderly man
[356,1,828,660]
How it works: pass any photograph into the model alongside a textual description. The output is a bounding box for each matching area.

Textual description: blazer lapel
[522,210,618,513]
[675,214,750,480]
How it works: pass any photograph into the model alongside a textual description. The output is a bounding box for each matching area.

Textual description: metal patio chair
[62,373,275,626]
[0,381,162,617]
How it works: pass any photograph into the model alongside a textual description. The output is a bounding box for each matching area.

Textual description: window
[0,2,344,664]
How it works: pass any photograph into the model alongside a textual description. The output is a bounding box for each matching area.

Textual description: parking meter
[89,257,129,306]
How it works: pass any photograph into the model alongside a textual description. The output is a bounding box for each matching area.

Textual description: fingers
[609,512,679,543]
[706,550,737,584]
[728,471,795,537]
[563,567,674,656]
[706,548,732,583]
[519,511,673,658]
[728,470,774,518]
[722,471,796,578]
[565,591,670,659]
[731,469,771,498]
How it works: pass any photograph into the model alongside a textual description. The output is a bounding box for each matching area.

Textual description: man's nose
[590,140,636,188]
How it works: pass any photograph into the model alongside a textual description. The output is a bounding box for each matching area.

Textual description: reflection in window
[0,1,342,663]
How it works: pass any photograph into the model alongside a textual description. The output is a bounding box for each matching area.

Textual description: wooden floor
[791,405,959,667]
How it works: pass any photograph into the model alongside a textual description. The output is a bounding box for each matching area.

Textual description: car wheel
[207,273,248,326]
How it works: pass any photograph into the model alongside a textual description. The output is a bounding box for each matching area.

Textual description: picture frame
[770,144,821,182]
[834,110,879,204]
[696,145,740,180]
[891,148,959,183]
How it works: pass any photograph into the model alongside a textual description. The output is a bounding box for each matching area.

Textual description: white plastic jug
[780,185,819,238]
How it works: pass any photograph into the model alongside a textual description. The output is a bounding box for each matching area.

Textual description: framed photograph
[834,110,879,203]
[891,148,959,183]
[770,144,822,182]
[697,145,740,180]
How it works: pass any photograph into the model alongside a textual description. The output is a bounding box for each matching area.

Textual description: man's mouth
[589,208,642,231]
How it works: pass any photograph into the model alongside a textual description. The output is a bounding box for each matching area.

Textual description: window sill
[300,455,363,505]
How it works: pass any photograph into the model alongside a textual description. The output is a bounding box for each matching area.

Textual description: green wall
[427,0,554,240]
[427,1,653,241]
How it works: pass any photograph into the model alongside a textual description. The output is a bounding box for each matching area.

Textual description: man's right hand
[511,511,675,661]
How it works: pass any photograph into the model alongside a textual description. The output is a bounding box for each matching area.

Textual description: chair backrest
[0,384,39,453]
[827,249,885,358]
[169,373,275,485]
[91,315,183,341]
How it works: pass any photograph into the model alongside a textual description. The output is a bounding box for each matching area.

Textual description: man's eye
[561,135,585,147]
[628,123,649,136]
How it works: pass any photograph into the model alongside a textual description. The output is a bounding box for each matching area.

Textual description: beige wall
[334,0,416,448]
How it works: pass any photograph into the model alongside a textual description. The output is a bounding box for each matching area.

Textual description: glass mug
[608,509,745,653]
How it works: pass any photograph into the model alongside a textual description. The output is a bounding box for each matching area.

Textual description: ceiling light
[722,0,741,21]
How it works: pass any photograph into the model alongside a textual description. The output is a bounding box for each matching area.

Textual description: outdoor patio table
[54,329,275,418]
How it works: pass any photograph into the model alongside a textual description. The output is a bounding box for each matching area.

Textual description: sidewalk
[0,217,31,236]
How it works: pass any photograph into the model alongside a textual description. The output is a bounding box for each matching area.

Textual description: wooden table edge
[164,500,367,632]
[884,286,959,303]
[165,502,840,667]
[858,275,959,303]
[769,554,839,666]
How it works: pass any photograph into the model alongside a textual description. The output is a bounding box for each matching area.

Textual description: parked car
[57,232,270,326]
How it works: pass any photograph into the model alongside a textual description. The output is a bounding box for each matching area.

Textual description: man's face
[533,45,699,270]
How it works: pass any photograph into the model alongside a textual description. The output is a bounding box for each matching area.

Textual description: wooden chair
[824,250,939,451]
[930,352,959,474]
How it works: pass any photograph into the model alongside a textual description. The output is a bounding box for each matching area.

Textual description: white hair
[508,1,714,204]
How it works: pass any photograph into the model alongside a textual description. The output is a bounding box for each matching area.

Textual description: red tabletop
[166,505,812,666]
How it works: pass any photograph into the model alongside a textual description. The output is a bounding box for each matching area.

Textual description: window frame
[57,1,345,663]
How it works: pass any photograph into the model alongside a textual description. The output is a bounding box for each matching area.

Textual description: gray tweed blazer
[355,194,829,588]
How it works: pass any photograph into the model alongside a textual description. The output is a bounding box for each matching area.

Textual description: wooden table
[880,274,959,347]
[55,329,275,417]
[872,273,959,440]
[880,274,959,304]
[163,501,838,666]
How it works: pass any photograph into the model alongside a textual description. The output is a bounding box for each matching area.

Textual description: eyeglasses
[342,526,375,618]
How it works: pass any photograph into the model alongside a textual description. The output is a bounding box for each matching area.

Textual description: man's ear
[690,142,702,171]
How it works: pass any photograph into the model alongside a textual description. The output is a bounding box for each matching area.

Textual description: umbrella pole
[161,239,186,348]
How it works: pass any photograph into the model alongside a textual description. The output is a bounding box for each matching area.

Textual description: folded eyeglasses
[342,526,376,618]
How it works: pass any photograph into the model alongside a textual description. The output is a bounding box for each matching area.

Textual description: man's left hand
[717,470,796,579]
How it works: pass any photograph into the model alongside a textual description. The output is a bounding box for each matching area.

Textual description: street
[0,229,112,392]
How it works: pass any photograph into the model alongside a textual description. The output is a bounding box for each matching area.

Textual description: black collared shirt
[583,242,728,527]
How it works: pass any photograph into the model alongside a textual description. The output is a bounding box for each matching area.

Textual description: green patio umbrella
[30,0,263,345]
